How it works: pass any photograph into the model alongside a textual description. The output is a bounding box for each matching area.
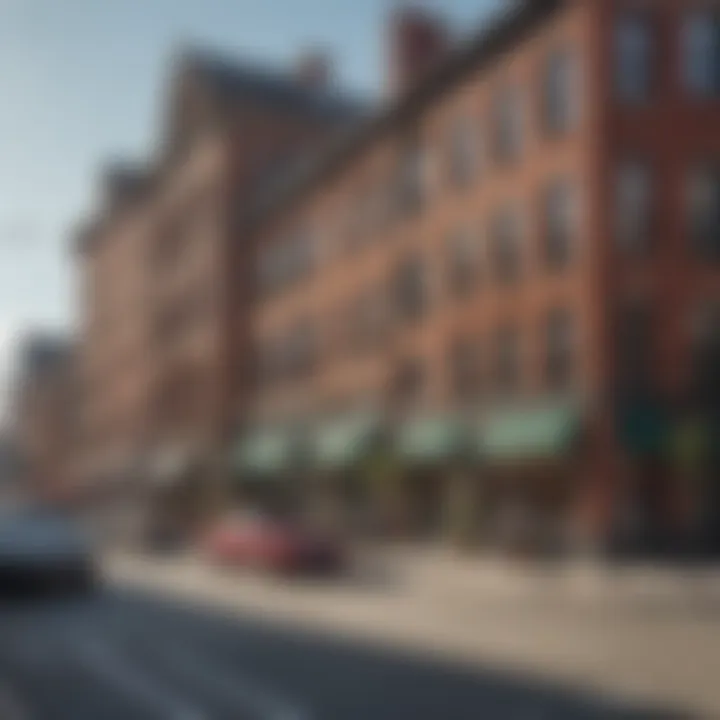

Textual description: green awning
[313,413,383,469]
[397,415,470,464]
[480,401,581,462]
[234,430,298,476]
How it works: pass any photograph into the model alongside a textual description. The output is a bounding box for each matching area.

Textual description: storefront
[477,400,583,555]
[231,427,306,516]
[394,414,477,544]
[308,412,385,533]
[144,445,208,544]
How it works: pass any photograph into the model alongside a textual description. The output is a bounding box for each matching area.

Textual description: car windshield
[0,508,85,546]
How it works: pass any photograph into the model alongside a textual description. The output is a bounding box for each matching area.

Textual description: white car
[0,508,97,596]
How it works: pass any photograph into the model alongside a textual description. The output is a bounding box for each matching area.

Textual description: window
[447,227,480,297]
[543,49,578,135]
[345,287,389,354]
[258,337,284,387]
[258,318,317,386]
[687,165,720,261]
[393,256,430,322]
[447,117,478,187]
[258,227,316,296]
[493,324,521,395]
[545,308,575,391]
[615,301,653,394]
[346,182,385,251]
[492,86,524,165]
[543,180,577,269]
[285,318,317,380]
[615,161,652,254]
[682,11,720,97]
[152,190,214,272]
[153,288,208,348]
[396,137,426,216]
[391,358,426,407]
[288,228,315,278]
[153,220,190,271]
[615,12,653,104]
[449,338,483,399]
[689,301,720,402]
[491,206,523,283]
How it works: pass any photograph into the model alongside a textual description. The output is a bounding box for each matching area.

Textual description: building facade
[74,0,720,553]
[75,48,364,532]
[234,0,720,553]
[13,334,78,503]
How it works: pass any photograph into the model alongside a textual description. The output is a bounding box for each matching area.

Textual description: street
[0,588,678,720]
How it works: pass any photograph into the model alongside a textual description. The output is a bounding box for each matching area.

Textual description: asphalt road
[0,589,681,720]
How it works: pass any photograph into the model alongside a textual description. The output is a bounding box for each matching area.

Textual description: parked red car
[204,512,344,576]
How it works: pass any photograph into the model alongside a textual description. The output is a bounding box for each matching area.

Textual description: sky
[0,0,498,401]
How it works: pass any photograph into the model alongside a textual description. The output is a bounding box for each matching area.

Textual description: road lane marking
[48,600,311,720]
[73,637,209,720]
[130,636,310,720]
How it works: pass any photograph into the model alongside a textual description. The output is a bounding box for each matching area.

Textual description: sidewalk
[370,543,720,604]
[107,548,720,718]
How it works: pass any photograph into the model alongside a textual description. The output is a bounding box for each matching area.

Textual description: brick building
[75,47,364,531]
[74,0,720,553]
[13,334,78,503]
[232,0,720,553]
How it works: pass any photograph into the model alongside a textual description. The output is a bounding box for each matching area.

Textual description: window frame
[393,255,430,323]
[447,226,480,298]
[543,178,577,270]
[492,323,521,396]
[447,115,478,189]
[545,308,575,391]
[614,158,653,256]
[492,84,524,166]
[686,163,720,263]
[449,336,483,400]
[614,10,654,105]
[490,205,523,284]
[682,9,720,98]
[542,47,578,137]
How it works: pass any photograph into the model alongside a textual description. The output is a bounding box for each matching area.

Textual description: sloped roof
[243,0,564,231]
[180,47,368,122]
[73,46,369,255]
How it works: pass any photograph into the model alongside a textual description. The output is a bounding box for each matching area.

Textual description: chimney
[387,6,449,98]
[295,50,332,90]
